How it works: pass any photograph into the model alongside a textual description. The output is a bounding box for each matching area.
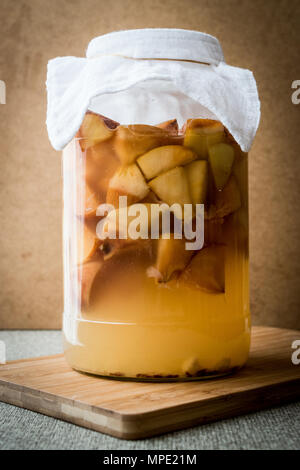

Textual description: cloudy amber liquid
[64,237,250,379]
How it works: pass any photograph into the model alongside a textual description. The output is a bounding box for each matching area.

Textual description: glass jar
[62,111,250,380]
[49,29,259,381]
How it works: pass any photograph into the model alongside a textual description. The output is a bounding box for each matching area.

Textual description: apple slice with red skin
[78,112,117,151]
[156,119,179,135]
[179,245,225,293]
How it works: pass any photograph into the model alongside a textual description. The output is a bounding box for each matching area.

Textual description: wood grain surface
[0,326,299,439]
[0,0,300,328]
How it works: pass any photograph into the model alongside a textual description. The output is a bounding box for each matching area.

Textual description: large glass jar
[62,110,250,380]
[45,29,260,381]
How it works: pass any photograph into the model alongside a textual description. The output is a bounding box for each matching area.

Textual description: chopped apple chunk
[149,167,192,207]
[153,236,193,282]
[86,243,155,311]
[107,164,149,208]
[138,145,197,180]
[82,185,102,219]
[97,114,119,129]
[140,190,160,204]
[183,119,224,159]
[185,160,208,204]
[209,143,235,190]
[77,223,101,264]
[85,238,101,261]
[114,125,172,165]
[88,138,118,166]
[86,143,120,196]
[99,203,156,240]
[179,245,225,293]
[101,238,153,261]
[156,119,179,135]
[79,259,103,309]
[100,238,136,260]
[214,176,241,218]
[99,202,176,241]
[78,112,115,150]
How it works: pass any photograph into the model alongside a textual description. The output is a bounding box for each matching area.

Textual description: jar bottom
[63,317,250,382]
[69,363,244,382]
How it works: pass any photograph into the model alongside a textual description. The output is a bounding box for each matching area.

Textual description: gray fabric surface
[0,330,299,450]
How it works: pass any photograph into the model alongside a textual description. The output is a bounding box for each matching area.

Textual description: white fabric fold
[46,29,260,152]
[86,28,224,64]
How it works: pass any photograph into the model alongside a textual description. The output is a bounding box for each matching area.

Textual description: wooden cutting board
[0,326,299,439]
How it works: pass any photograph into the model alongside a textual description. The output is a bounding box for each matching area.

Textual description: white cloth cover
[46,29,260,152]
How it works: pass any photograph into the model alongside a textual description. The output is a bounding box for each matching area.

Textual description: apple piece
[208,142,235,190]
[77,221,101,264]
[206,132,224,149]
[86,242,155,312]
[156,119,179,135]
[86,142,120,196]
[85,188,100,216]
[179,245,225,293]
[82,150,103,193]
[100,238,137,260]
[84,238,101,261]
[97,114,119,130]
[79,259,103,310]
[99,203,154,240]
[106,163,149,208]
[153,236,194,282]
[138,145,197,180]
[185,160,208,205]
[148,166,192,207]
[99,202,172,241]
[80,239,159,312]
[82,213,100,236]
[78,112,115,150]
[114,125,173,165]
[88,138,118,165]
[100,238,154,261]
[184,118,224,134]
[140,189,161,204]
[75,155,102,219]
[182,357,202,376]
[75,141,105,208]
[214,176,241,218]
[183,119,224,159]
[106,188,137,209]
[81,185,102,219]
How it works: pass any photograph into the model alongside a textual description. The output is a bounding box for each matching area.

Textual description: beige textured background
[0,0,299,329]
